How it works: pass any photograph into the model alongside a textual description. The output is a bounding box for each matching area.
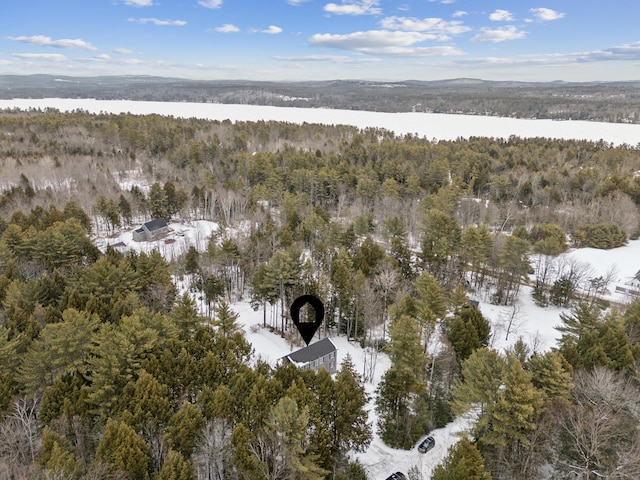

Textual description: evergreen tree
[170,291,201,336]
[19,308,99,391]
[158,449,195,480]
[96,418,151,480]
[352,236,384,277]
[167,401,205,459]
[118,194,132,226]
[125,369,172,441]
[38,426,81,479]
[262,249,302,333]
[330,247,354,335]
[420,208,462,287]
[414,271,447,349]
[432,438,492,480]
[333,355,372,456]
[253,396,328,480]
[484,354,544,450]
[149,182,168,219]
[528,350,574,400]
[63,199,92,233]
[214,300,241,338]
[184,246,200,275]
[376,314,426,448]
[451,348,505,442]
[445,305,491,363]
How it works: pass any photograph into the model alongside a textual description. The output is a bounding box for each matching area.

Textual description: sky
[2,1,640,83]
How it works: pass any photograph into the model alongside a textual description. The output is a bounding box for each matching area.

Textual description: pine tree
[149,182,168,219]
[96,418,151,480]
[254,396,328,480]
[333,354,372,455]
[528,350,574,400]
[376,314,426,448]
[414,271,447,348]
[446,305,491,363]
[184,245,200,275]
[19,308,100,391]
[432,438,492,480]
[484,354,544,449]
[262,249,302,332]
[353,235,384,277]
[451,348,505,442]
[214,300,241,338]
[170,291,201,336]
[126,369,172,439]
[167,401,205,459]
[158,449,195,480]
[38,426,81,478]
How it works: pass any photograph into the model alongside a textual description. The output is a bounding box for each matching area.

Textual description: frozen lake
[2,98,640,146]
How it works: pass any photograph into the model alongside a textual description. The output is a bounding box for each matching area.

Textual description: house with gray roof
[283,337,337,374]
[132,218,169,242]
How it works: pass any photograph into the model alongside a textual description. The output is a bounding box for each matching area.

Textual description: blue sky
[2,0,640,82]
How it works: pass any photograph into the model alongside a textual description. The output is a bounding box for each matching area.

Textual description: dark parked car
[385,473,406,480]
[417,435,436,453]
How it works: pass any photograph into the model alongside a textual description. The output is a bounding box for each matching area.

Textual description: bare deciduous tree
[0,396,39,478]
[557,368,640,479]
[194,418,233,480]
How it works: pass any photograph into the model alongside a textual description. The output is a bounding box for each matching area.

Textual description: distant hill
[1,74,639,123]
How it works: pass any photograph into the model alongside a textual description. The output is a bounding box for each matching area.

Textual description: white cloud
[471,26,526,43]
[215,24,240,33]
[114,48,135,54]
[308,30,464,56]
[323,0,381,16]
[577,41,640,62]
[429,0,455,3]
[380,16,470,36]
[12,53,68,61]
[128,18,187,26]
[530,7,565,21]
[452,10,467,18]
[93,54,111,60]
[198,0,223,8]
[489,9,514,22]
[275,54,380,64]
[7,35,97,50]
[456,41,640,69]
[262,26,283,34]
[286,0,310,4]
[123,0,153,6]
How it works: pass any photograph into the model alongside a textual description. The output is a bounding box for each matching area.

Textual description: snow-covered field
[2,98,640,146]
[6,98,640,478]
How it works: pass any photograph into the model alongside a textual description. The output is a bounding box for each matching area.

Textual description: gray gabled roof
[286,338,336,364]
[144,218,168,231]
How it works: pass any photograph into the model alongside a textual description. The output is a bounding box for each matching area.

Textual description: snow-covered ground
[2,98,640,146]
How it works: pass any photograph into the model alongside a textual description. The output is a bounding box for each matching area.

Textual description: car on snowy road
[417,435,435,453]
[385,473,406,480]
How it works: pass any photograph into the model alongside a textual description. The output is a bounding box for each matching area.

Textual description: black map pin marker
[290,294,324,346]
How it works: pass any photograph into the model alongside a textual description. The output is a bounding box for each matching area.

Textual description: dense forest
[1,108,640,479]
[2,74,640,124]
